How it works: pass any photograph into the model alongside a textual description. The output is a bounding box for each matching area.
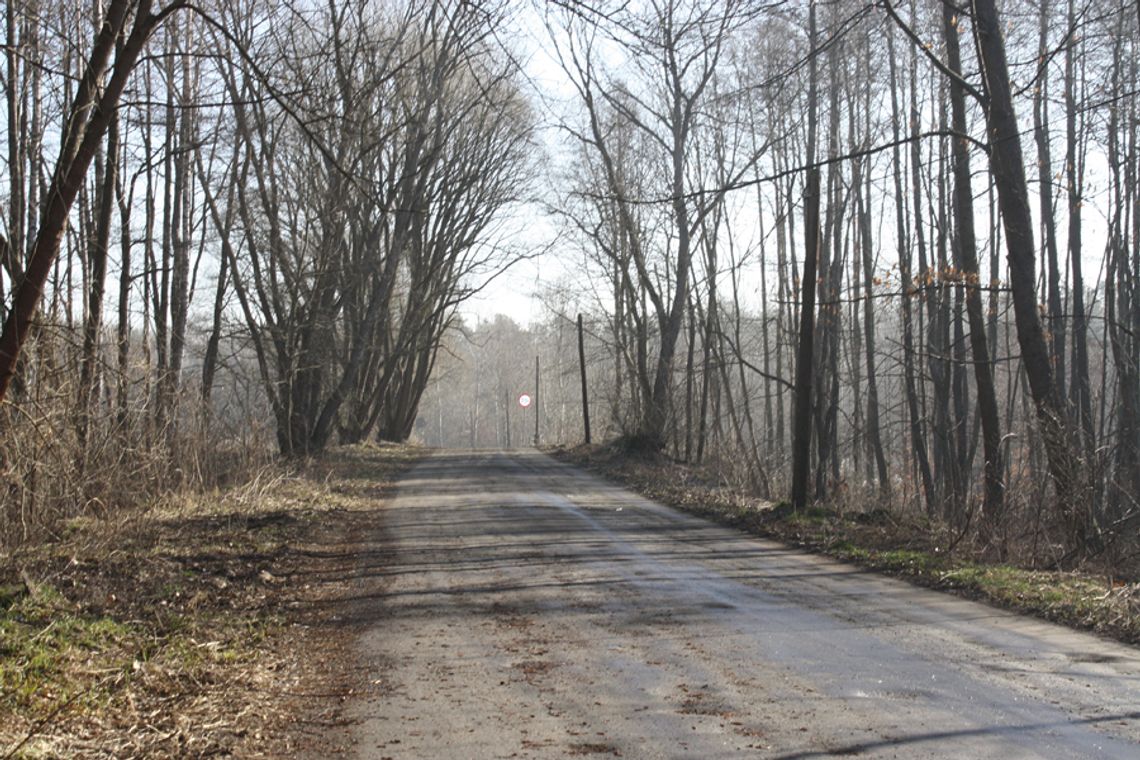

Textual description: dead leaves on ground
[0,442,424,758]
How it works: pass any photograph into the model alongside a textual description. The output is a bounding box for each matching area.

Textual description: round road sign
[518,393,532,408]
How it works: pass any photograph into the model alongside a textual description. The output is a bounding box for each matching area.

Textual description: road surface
[340,450,1140,759]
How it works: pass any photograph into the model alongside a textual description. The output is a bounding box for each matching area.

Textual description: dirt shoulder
[547,443,1140,647]
[0,443,425,759]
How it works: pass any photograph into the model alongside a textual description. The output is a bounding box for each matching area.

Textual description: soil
[0,443,422,759]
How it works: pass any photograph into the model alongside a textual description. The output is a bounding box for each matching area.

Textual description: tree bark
[790,1,820,510]
[1033,2,1066,403]
[971,0,1088,553]
[944,4,1004,539]
[854,135,889,498]
[0,1,173,403]
[79,113,119,452]
[888,22,936,514]
[1064,0,1093,458]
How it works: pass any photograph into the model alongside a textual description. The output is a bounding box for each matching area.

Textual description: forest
[2,0,1139,573]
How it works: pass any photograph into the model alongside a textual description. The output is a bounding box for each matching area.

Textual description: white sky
[460,4,580,327]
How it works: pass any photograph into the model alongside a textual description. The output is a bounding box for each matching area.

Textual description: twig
[2,688,88,760]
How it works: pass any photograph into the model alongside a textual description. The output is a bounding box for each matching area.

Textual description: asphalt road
[341,449,1140,759]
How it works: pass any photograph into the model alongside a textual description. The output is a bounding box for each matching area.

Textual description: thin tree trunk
[79,113,119,454]
[684,298,696,461]
[200,245,227,406]
[944,3,1004,540]
[889,22,936,514]
[814,25,845,500]
[791,1,820,510]
[166,15,196,431]
[696,286,713,464]
[5,0,26,292]
[1034,2,1066,402]
[855,141,889,499]
[116,138,133,427]
[1065,0,1093,458]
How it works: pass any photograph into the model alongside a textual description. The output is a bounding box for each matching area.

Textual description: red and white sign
[518,393,532,409]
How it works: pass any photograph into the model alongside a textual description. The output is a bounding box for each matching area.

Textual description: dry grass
[0,442,426,759]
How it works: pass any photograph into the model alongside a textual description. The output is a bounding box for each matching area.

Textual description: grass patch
[0,589,135,714]
[939,565,1120,621]
[831,547,947,575]
[786,507,834,526]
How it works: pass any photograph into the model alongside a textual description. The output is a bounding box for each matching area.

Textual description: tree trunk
[888,22,936,514]
[944,5,1004,539]
[115,137,133,427]
[1034,2,1066,403]
[971,0,1088,553]
[200,243,227,406]
[79,114,119,454]
[0,0,167,403]
[166,16,195,428]
[855,141,889,499]
[684,299,696,461]
[790,1,820,510]
[1064,0,1093,459]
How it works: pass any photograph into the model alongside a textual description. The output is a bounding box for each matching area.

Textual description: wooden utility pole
[534,355,540,447]
[578,314,591,444]
[505,388,512,448]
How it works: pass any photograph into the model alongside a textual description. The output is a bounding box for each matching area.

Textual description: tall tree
[886,17,936,513]
[943,2,1004,538]
[970,0,1089,552]
[790,0,821,510]
[554,0,758,451]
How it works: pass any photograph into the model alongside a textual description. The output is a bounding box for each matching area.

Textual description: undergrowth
[0,441,425,758]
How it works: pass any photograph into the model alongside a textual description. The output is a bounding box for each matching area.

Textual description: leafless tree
[552,0,763,451]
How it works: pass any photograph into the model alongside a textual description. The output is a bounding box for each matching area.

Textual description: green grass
[785,506,834,526]
[802,540,1136,642]
[0,586,138,711]
[835,546,947,574]
[941,565,1106,610]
